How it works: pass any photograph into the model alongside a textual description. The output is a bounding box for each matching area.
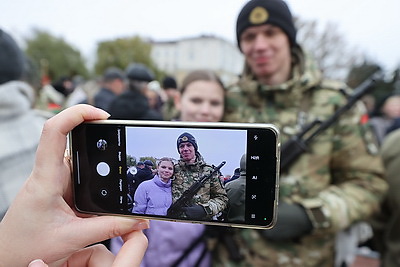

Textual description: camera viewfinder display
[70,120,279,229]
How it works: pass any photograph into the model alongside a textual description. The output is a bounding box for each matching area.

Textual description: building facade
[151,35,244,86]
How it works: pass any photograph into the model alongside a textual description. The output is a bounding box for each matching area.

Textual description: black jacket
[108,90,162,120]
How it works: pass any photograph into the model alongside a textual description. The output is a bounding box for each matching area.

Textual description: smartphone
[69,120,280,229]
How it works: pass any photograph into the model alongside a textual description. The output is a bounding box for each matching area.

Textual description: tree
[295,18,365,81]
[346,61,381,88]
[139,157,157,170]
[94,36,164,79]
[25,29,89,81]
[126,154,137,167]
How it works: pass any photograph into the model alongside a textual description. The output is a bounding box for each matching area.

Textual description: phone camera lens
[97,139,107,150]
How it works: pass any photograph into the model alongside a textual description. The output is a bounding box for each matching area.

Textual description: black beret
[125,63,154,82]
[144,160,154,166]
[103,67,125,82]
[162,76,177,89]
[177,132,198,152]
[236,0,297,49]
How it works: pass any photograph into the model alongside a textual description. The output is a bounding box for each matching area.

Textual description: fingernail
[137,220,150,230]
[96,108,111,118]
[28,259,46,267]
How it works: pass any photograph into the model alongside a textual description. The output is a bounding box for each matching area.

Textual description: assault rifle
[280,73,381,172]
[167,161,226,218]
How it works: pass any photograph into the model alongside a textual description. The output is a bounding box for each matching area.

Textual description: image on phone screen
[70,121,279,229]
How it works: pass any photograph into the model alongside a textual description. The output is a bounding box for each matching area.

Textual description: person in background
[111,69,227,267]
[36,75,74,113]
[213,0,387,266]
[137,161,145,169]
[370,123,400,267]
[108,63,162,120]
[146,80,165,115]
[224,167,241,185]
[64,75,87,107]
[0,28,47,221]
[91,67,126,112]
[385,117,400,135]
[133,157,175,216]
[161,75,180,120]
[128,160,155,199]
[369,94,400,146]
[225,154,246,222]
[0,104,149,266]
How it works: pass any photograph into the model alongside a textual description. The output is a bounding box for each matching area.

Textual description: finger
[66,244,114,267]
[113,231,148,267]
[67,217,149,248]
[33,105,110,180]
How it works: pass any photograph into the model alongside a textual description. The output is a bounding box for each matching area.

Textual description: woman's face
[177,80,224,122]
[157,160,174,182]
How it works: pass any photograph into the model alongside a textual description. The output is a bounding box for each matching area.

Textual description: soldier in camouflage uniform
[171,132,228,220]
[212,0,388,266]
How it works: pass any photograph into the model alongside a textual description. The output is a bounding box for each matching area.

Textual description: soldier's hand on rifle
[182,205,207,219]
[261,202,313,241]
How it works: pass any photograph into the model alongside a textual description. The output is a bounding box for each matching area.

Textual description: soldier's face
[178,142,196,162]
[240,24,292,84]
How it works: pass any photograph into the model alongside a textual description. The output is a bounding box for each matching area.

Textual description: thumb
[28,259,48,267]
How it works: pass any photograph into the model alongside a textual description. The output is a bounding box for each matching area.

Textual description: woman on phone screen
[133,157,175,216]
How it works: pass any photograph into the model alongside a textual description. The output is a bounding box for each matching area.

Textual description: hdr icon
[251,155,260,160]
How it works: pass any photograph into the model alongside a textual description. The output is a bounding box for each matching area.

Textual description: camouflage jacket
[172,153,228,219]
[214,47,387,266]
[372,129,400,267]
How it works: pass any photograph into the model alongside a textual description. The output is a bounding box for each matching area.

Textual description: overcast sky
[1,0,399,71]
[126,126,247,176]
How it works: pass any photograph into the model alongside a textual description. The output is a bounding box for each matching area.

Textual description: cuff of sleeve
[202,204,213,216]
[300,198,330,229]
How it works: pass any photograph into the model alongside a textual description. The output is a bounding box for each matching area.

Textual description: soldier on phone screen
[171,132,228,220]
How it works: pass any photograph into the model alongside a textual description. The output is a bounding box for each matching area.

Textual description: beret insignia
[249,6,269,24]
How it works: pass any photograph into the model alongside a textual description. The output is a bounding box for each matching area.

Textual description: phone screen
[70,120,279,229]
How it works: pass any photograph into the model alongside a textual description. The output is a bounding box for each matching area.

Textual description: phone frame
[68,120,280,229]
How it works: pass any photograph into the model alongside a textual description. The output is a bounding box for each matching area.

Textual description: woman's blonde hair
[156,157,176,167]
[180,70,225,95]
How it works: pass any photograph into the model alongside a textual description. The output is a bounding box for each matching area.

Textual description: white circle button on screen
[97,162,110,176]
